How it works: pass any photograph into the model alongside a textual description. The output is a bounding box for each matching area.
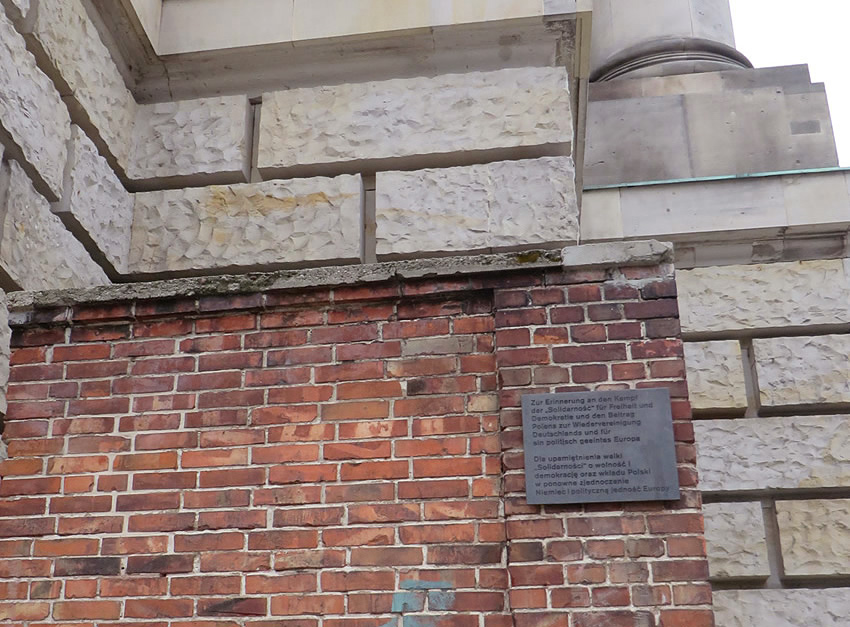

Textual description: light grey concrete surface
[375,157,578,257]
[695,415,850,492]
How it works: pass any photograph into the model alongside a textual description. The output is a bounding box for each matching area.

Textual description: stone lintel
[8,240,674,313]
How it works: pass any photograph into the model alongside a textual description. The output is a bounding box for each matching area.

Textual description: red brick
[171,575,242,596]
[322,570,395,591]
[125,598,194,618]
[53,600,121,620]
[270,594,344,616]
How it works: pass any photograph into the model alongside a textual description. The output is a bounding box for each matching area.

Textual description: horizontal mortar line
[681,323,850,343]
[702,487,850,503]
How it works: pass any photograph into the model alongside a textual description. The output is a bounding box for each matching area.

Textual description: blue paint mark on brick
[391,591,426,613]
[427,590,456,611]
[400,579,453,590]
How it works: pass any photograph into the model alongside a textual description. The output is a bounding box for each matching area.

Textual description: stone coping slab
[8,240,673,312]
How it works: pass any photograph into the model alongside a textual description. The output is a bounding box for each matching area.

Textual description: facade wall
[678,260,850,618]
[0,256,712,626]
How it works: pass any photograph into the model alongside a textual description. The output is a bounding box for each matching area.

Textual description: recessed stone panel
[754,335,850,407]
[376,157,578,257]
[777,499,850,577]
[714,589,850,627]
[703,502,769,579]
[128,96,252,183]
[2,162,109,290]
[678,260,850,335]
[55,126,133,274]
[30,0,138,169]
[0,10,70,200]
[694,415,850,492]
[129,175,364,275]
[683,340,747,411]
[258,67,571,173]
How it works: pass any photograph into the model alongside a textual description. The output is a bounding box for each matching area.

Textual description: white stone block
[375,157,578,257]
[683,340,748,411]
[2,162,109,290]
[714,589,850,627]
[258,67,572,173]
[678,259,850,335]
[128,95,252,183]
[777,499,850,576]
[703,502,769,579]
[754,335,850,407]
[694,415,850,492]
[30,0,137,169]
[129,175,364,275]
[55,126,133,274]
[0,10,69,200]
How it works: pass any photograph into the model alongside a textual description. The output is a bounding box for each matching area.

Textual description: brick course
[0,262,711,625]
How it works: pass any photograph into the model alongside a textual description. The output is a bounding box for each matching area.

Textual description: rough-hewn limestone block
[754,335,850,407]
[695,415,850,492]
[703,502,769,579]
[2,162,109,290]
[777,499,850,576]
[129,175,363,275]
[30,0,137,169]
[0,289,9,416]
[128,96,252,183]
[258,67,571,173]
[0,10,69,200]
[683,340,748,411]
[714,589,850,627]
[375,157,578,257]
[54,126,133,274]
[678,259,850,334]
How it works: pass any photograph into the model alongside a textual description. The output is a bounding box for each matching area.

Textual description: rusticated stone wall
[0,250,713,626]
[677,258,850,620]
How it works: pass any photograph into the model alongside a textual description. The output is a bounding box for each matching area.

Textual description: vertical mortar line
[739,338,761,418]
[362,174,377,264]
[761,498,785,589]
[248,97,263,184]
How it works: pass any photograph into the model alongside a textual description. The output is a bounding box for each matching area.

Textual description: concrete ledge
[8,240,673,311]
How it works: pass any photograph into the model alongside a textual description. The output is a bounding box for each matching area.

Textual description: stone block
[128,95,252,184]
[375,157,578,257]
[678,259,850,334]
[714,589,850,627]
[694,415,850,492]
[54,126,133,274]
[776,499,850,576]
[129,175,363,275]
[1,162,109,290]
[258,67,571,174]
[0,10,69,200]
[683,340,748,411]
[703,502,769,579]
[754,335,850,407]
[29,0,137,169]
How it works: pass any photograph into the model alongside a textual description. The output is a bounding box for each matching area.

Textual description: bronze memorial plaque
[521,388,680,504]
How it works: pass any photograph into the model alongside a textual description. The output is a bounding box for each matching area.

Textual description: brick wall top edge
[8,242,674,314]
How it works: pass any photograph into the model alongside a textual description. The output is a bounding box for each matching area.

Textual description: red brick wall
[0,262,712,627]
